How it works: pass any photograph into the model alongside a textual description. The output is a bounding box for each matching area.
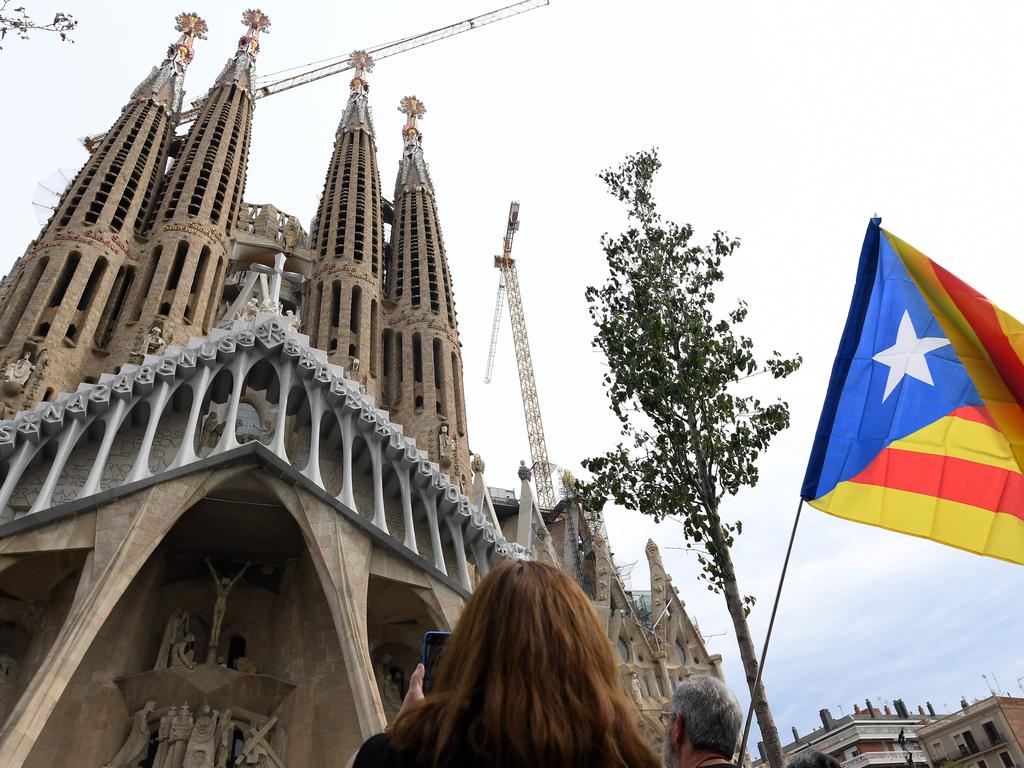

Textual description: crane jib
[79,0,549,149]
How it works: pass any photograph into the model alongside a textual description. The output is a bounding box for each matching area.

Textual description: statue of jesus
[205,559,250,659]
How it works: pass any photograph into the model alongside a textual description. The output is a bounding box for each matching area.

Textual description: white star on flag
[872,310,951,402]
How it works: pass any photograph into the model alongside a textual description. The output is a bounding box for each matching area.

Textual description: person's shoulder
[352,733,393,766]
[353,732,421,768]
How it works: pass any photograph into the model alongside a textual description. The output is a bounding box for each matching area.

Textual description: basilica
[0,11,724,766]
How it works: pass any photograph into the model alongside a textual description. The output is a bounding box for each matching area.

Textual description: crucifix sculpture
[205,559,250,660]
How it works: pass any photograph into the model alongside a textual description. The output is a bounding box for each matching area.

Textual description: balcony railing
[815,726,926,752]
[953,734,1007,757]
[841,750,928,768]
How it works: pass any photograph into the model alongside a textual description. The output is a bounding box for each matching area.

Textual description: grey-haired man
[662,675,743,768]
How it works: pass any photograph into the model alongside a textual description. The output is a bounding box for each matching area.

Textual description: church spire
[305,51,386,388]
[395,96,433,195]
[0,12,211,414]
[213,8,270,90]
[339,50,376,135]
[384,97,470,488]
[105,10,269,358]
[131,12,208,113]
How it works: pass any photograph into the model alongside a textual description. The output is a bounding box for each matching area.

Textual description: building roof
[918,695,1024,738]
[753,705,950,766]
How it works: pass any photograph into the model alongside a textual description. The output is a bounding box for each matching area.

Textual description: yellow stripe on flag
[886,415,1018,472]
[811,482,1024,565]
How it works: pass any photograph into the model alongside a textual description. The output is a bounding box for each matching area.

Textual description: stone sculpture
[283,309,299,331]
[102,700,156,768]
[348,356,361,376]
[238,717,285,767]
[156,610,191,670]
[631,673,644,706]
[214,709,234,768]
[140,326,166,356]
[2,353,33,388]
[199,412,225,451]
[152,706,176,768]
[205,559,250,658]
[168,704,194,768]
[240,298,259,321]
[183,704,219,768]
[170,632,197,669]
[377,654,404,716]
[283,219,297,252]
[438,424,455,467]
[470,452,485,474]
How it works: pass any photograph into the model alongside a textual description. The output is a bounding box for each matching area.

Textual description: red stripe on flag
[930,260,1024,408]
[850,447,1024,521]
[949,405,999,428]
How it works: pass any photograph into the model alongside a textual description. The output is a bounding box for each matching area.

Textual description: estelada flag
[802,218,1024,564]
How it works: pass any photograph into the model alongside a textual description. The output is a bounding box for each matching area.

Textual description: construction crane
[486,202,558,511]
[82,0,549,150]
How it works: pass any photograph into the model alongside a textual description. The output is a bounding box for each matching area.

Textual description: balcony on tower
[218,203,315,326]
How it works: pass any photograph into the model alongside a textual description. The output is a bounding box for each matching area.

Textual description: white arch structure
[0,315,527,589]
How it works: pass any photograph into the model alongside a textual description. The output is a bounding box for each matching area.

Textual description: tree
[580,148,801,768]
[0,2,76,50]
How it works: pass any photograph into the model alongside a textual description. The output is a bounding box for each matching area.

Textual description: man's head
[662,675,742,768]
[787,752,841,768]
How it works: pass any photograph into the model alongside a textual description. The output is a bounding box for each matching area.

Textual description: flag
[802,218,1024,564]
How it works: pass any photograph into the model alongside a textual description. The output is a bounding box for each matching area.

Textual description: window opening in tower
[410,196,420,306]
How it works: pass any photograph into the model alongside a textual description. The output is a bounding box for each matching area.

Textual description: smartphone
[421,630,451,694]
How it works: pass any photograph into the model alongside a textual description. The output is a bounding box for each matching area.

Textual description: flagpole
[735,498,804,768]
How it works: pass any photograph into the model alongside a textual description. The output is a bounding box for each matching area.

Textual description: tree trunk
[708,520,785,768]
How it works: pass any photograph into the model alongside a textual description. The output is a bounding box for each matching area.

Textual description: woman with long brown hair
[345,559,661,768]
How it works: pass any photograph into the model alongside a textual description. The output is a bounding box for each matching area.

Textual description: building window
[412,333,423,383]
[983,722,1003,746]
[998,753,1013,768]
[675,640,686,666]
[616,636,629,663]
[964,732,980,754]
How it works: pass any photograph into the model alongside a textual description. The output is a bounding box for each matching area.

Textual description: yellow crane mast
[486,202,558,510]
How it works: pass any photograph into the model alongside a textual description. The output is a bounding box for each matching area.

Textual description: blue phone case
[422,630,451,663]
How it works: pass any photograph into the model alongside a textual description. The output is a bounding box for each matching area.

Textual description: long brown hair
[390,560,661,768]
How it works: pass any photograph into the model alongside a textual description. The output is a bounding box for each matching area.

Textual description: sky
[2,0,1023,751]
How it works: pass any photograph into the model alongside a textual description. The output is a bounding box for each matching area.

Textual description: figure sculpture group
[104,560,283,767]
[103,701,285,768]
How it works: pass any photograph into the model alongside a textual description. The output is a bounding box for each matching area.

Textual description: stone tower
[384,97,470,489]
[0,13,208,414]
[106,10,270,358]
[305,50,386,394]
